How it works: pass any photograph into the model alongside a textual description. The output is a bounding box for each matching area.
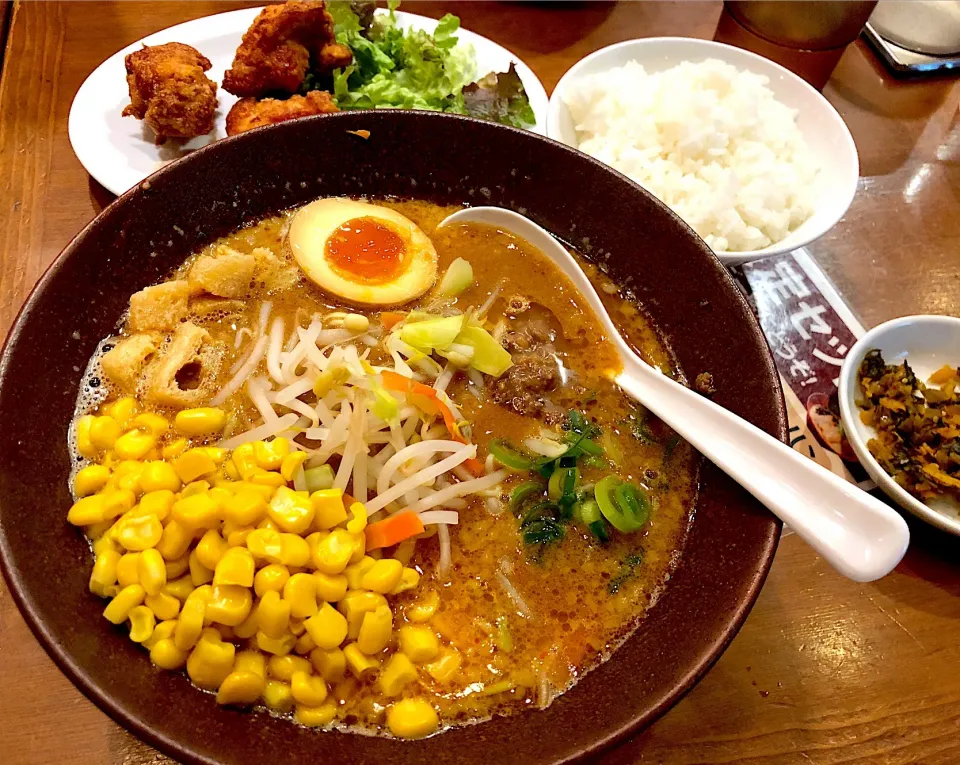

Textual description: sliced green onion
[595,475,648,533]
[522,518,565,546]
[577,499,610,542]
[520,500,558,528]
[304,464,335,493]
[510,481,544,515]
[490,439,539,471]
[563,430,604,457]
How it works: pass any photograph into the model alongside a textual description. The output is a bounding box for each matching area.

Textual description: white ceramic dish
[838,315,960,536]
[546,37,859,267]
[69,6,549,196]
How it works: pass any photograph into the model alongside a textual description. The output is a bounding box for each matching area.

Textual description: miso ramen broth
[66,198,697,738]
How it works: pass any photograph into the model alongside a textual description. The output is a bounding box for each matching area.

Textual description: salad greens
[315,0,535,128]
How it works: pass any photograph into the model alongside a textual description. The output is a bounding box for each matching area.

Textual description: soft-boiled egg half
[288,198,439,306]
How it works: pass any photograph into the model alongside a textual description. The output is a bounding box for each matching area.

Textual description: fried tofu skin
[122,42,218,144]
[222,1,351,97]
[225,91,339,136]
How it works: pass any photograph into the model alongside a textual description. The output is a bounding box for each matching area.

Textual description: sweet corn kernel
[76,415,97,458]
[288,617,307,636]
[133,411,169,437]
[399,625,440,664]
[424,648,461,683]
[263,680,294,713]
[116,552,141,587]
[406,591,440,623]
[187,636,236,690]
[175,407,227,436]
[268,654,312,682]
[256,630,296,656]
[93,533,120,557]
[189,531,223,572]
[346,502,367,534]
[163,575,195,602]
[313,572,348,603]
[128,605,156,643]
[258,518,279,532]
[223,522,254,548]
[150,638,188,670]
[357,604,392,655]
[250,469,286,489]
[145,591,181,620]
[67,495,107,526]
[267,487,314,534]
[380,653,418,697]
[343,555,377,590]
[291,670,328,706]
[189,550,214,586]
[74,465,111,497]
[294,632,316,655]
[143,618,177,650]
[254,563,290,597]
[283,573,318,619]
[391,567,420,595]
[304,603,348,650]
[205,584,253,627]
[161,438,188,460]
[309,647,346,683]
[343,642,379,680]
[201,447,228,464]
[216,624,236,642]
[361,558,403,594]
[295,702,336,727]
[103,584,146,624]
[139,489,175,522]
[89,549,122,597]
[311,488,347,530]
[233,608,259,640]
[280,451,308,482]
[114,429,156,461]
[138,548,167,595]
[174,449,218,483]
[246,528,285,563]
[257,590,291,638]
[387,698,439,739]
[214,547,255,587]
[103,397,139,428]
[313,529,354,574]
[174,596,206,651]
[85,520,114,543]
[232,650,265,678]
[156,520,193,561]
[172,492,220,530]
[223,490,267,526]
[217,670,265,706]
[90,416,122,451]
[139,462,181,493]
[103,489,137,520]
[181,480,211,498]
[338,590,388,640]
[230,443,257,479]
[332,676,359,704]
[223,461,241,481]
[254,438,290,471]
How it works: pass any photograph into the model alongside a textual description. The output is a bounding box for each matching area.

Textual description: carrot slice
[380,311,406,330]
[365,511,425,551]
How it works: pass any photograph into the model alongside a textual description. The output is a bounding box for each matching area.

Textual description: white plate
[546,38,859,267]
[69,7,549,196]
[838,315,960,536]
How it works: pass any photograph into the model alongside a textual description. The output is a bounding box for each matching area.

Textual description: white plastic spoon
[440,207,910,582]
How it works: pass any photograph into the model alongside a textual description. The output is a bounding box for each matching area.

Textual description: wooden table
[2,2,959,763]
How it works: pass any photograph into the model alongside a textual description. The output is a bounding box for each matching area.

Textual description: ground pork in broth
[72,199,697,734]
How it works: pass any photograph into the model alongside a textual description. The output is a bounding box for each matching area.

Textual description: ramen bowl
[0,111,786,764]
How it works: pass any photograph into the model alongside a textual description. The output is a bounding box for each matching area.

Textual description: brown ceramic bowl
[0,111,785,765]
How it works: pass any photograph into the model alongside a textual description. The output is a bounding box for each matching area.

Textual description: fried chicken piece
[225,91,339,136]
[122,42,218,144]
[222,1,351,98]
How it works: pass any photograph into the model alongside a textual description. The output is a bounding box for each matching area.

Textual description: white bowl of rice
[547,37,859,266]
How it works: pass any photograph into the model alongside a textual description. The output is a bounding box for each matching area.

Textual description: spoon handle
[615,355,909,582]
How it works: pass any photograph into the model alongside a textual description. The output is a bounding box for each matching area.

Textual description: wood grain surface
[2,2,959,764]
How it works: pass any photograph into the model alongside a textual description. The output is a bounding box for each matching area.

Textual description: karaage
[222,1,352,98]
[225,91,339,135]
[122,42,218,144]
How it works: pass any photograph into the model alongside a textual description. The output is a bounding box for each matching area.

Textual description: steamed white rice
[563,59,818,253]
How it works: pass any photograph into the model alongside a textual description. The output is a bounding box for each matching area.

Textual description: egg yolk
[324,217,407,285]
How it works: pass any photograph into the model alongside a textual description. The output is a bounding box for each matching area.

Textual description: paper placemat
[732,249,875,493]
